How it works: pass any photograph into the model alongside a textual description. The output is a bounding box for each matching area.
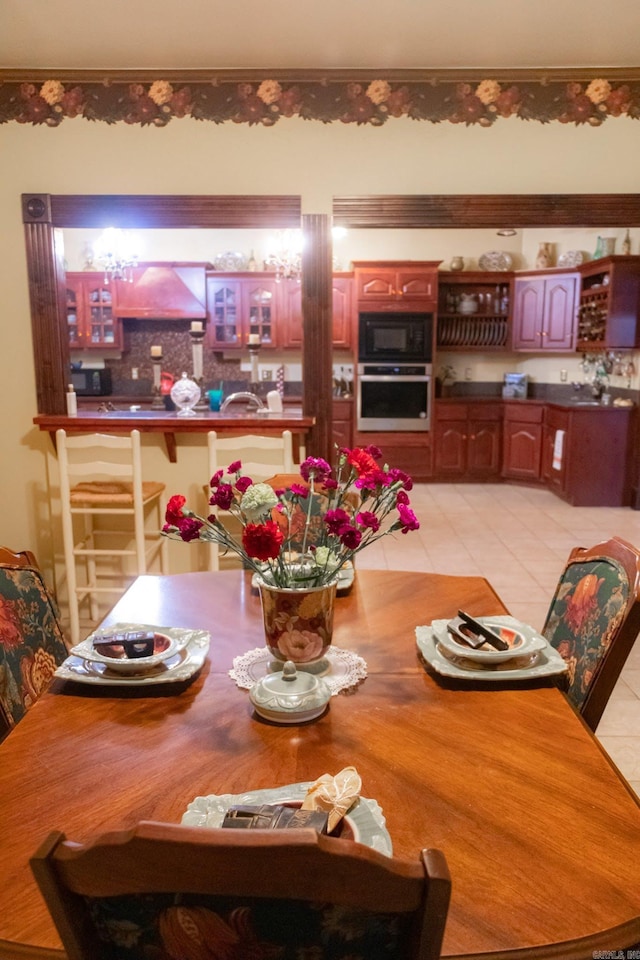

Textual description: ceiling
[2,0,640,72]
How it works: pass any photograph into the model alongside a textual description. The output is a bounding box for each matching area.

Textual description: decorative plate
[478,251,513,272]
[430,615,548,664]
[213,251,248,271]
[54,626,210,687]
[558,250,584,268]
[70,623,183,674]
[182,782,393,856]
[415,625,567,683]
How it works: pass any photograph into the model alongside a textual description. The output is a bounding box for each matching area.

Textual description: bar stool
[56,429,168,644]
[206,431,294,571]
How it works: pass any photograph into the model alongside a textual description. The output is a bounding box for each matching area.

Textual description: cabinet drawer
[434,402,468,421]
[503,403,544,424]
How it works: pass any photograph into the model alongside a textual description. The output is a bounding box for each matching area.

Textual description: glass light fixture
[265,229,303,283]
[496,228,517,237]
[93,228,140,283]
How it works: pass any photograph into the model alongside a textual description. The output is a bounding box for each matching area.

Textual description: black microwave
[70,367,112,396]
[358,312,433,363]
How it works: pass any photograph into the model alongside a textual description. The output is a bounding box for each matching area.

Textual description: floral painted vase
[258,579,337,665]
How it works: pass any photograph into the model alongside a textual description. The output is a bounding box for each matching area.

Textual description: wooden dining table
[1,569,639,960]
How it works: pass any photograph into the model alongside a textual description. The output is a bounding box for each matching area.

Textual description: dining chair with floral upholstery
[541,536,640,732]
[0,546,69,741]
[31,821,451,960]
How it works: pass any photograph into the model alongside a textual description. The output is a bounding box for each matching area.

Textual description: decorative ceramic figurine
[622,230,632,255]
[535,242,553,269]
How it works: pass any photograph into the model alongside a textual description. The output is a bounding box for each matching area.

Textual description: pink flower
[300,457,332,483]
[357,511,380,531]
[209,469,224,488]
[339,527,363,549]
[397,503,420,534]
[210,483,234,510]
[227,460,242,474]
[290,483,309,498]
[324,508,351,535]
[235,476,253,493]
[177,518,203,542]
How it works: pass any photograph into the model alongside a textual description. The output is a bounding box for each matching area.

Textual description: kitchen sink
[570,400,602,406]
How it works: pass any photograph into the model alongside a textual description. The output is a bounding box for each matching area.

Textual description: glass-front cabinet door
[66,274,122,350]
[207,277,242,347]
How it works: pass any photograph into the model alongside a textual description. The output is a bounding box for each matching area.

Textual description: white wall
[3,115,640,582]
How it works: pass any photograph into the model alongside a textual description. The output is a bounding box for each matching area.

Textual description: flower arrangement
[163,445,419,589]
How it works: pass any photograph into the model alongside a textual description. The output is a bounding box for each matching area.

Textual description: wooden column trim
[301,214,333,462]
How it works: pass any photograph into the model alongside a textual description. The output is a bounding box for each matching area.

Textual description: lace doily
[229,646,368,696]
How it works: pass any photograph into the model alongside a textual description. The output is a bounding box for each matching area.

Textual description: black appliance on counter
[358,311,433,364]
[70,367,113,396]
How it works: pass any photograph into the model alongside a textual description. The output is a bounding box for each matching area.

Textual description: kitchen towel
[552,429,565,471]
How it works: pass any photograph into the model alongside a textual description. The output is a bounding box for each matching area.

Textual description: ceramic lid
[249,660,331,724]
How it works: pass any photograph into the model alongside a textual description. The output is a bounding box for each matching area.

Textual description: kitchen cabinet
[434,401,502,479]
[352,428,432,481]
[280,273,355,349]
[332,398,353,451]
[114,263,208,319]
[577,255,640,350]
[512,271,579,351]
[353,260,440,310]
[502,402,544,481]
[66,273,122,350]
[437,271,512,351]
[541,403,634,506]
[206,273,278,349]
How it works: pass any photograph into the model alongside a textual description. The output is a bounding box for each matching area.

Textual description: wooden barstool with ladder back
[56,429,168,644]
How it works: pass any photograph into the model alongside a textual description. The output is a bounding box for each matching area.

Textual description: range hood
[114,263,208,319]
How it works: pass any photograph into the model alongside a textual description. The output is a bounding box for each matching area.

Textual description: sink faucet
[219,391,266,413]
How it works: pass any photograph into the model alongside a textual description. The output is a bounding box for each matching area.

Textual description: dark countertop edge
[33,412,315,429]
[436,396,635,411]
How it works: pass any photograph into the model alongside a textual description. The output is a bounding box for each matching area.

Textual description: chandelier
[93,228,139,283]
[265,229,303,283]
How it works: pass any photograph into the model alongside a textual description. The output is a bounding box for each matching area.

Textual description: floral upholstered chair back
[541,537,640,731]
[0,553,69,738]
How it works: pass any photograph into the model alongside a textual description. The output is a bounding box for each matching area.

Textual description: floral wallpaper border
[2,72,640,127]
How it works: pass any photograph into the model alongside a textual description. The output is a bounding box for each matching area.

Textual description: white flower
[585,78,611,105]
[148,80,174,106]
[475,79,501,105]
[240,483,278,521]
[257,80,282,105]
[313,547,339,570]
[366,80,391,105]
[40,80,64,105]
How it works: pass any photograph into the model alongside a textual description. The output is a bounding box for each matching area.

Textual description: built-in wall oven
[357,363,432,431]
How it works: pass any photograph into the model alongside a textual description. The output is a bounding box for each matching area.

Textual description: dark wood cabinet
[577,256,640,351]
[114,263,208,319]
[205,273,278,349]
[66,273,122,350]
[434,401,502,479]
[502,402,544,481]
[437,271,512,351]
[332,398,353,452]
[512,271,579,351]
[352,429,432,481]
[280,273,354,349]
[353,260,440,311]
[541,403,634,506]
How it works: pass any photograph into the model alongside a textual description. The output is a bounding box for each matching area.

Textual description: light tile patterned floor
[355,482,640,798]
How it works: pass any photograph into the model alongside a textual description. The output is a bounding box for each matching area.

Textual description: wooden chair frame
[543,536,640,731]
[31,821,451,960]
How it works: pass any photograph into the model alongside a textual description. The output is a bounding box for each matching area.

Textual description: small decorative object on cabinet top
[558,250,584,268]
[449,256,465,271]
[622,230,632,255]
[535,242,553,269]
[478,250,513,271]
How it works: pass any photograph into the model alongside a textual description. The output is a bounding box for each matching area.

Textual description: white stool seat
[57,429,168,644]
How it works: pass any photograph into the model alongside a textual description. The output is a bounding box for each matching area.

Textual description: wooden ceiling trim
[332,195,640,228]
[48,195,302,229]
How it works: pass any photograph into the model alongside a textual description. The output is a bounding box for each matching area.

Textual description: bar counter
[33,409,315,462]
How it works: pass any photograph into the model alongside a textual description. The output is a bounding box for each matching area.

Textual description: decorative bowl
[71,624,181,674]
[431,616,547,664]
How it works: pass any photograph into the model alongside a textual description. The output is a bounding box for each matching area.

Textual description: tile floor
[354,482,640,798]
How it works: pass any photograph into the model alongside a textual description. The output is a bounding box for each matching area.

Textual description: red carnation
[165,494,187,526]
[242,521,284,561]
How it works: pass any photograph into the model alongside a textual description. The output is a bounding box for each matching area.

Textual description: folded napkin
[300,766,362,831]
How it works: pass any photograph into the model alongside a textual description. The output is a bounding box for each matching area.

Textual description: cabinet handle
[470,434,476,440]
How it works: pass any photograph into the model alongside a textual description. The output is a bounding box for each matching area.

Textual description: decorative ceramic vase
[258,579,337,666]
[535,242,553,269]
[449,256,465,271]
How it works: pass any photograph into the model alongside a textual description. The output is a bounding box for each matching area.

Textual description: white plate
[55,627,210,686]
[478,251,513,271]
[181,782,392,856]
[431,615,548,664]
[558,250,584,268]
[415,625,567,683]
[70,623,184,674]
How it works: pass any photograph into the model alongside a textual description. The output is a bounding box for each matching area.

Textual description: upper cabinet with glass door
[205,272,278,349]
[66,273,122,351]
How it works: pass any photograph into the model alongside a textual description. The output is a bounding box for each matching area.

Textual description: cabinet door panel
[513,279,543,349]
[502,422,542,479]
[435,423,467,474]
[206,278,242,348]
[331,276,353,348]
[244,279,278,348]
[468,421,501,475]
[397,272,436,300]
[544,276,577,350]
[358,271,396,300]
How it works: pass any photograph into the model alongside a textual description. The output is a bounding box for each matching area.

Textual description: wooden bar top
[33,409,315,462]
